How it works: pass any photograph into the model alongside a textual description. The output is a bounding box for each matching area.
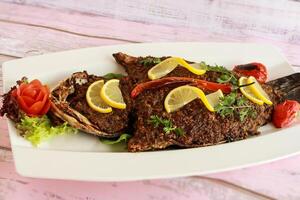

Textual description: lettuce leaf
[16,115,77,146]
[103,73,124,80]
[100,133,131,145]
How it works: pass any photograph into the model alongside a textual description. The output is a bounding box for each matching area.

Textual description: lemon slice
[100,79,126,109]
[206,89,224,108]
[148,57,206,80]
[86,80,112,113]
[247,76,273,105]
[164,85,214,113]
[177,58,207,75]
[239,77,264,105]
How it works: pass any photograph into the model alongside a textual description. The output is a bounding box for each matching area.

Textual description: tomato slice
[28,101,44,115]
[40,88,49,105]
[44,85,50,94]
[22,86,38,98]
[35,91,44,101]
[16,96,31,114]
[30,79,42,87]
[17,83,27,96]
[22,96,36,107]
[13,79,51,116]
[40,100,51,115]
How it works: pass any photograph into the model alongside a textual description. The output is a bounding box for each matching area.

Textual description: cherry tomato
[233,62,268,83]
[272,100,299,128]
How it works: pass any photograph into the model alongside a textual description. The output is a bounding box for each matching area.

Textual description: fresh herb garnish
[215,92,256,121]
[139,57,161,67]
[217,74,236,84]
[239,107,256,122]
[200,62,238,85]
[100,133,132,145]
[16,115,77,146]
[149,115,184,136]
[103,73,124,79]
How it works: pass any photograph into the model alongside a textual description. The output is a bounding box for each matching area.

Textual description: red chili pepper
[272,100,299,128]
[191,80,232,94]
[233,62,268,83]
[131,77,232,98]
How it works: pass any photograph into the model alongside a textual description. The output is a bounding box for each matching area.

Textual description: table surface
[0,1,300,199]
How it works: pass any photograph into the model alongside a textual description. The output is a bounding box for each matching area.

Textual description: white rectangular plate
[2,42,300,181]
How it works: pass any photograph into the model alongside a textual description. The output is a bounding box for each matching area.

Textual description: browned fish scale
[127,84,277,152]
[113,52,225,84]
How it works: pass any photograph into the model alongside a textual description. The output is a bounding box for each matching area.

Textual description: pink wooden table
[1,1,300,199]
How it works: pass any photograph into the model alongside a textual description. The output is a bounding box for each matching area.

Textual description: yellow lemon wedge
[148,57,206,80]
[164,85,214,113]
[247,76,273,105]
[206,89,224,108]
[177,58,207,75]
[86,80,112,113]
[100,79,126,109]
[239,77,264,105]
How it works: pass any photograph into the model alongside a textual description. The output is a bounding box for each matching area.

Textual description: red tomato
[21,96,35,107]
[233,62,268,83]
[22,86,38,98]
[272,100,299,128]
[12,79,51,117]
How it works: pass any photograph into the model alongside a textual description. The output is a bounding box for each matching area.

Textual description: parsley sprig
[149,115,184,136]
[215,92,257,121]
[199,62,238,85]
[139,57,161,67]
[217,74,237,85]
[199,61,256,121]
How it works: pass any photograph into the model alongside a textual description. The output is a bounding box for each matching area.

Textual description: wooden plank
[208,154,300,199]
[0,2,300,199]
[0,20,127,57]
[0,2,300,64]
[4,0,300,21]
[0,148,13,162]
[0,119,9,149]
[0,156,268,200]
[0,55,15,149]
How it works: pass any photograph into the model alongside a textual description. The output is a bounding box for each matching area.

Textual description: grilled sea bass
[113,52,298,152]
[50,71,133,138]
[1,53,299,151]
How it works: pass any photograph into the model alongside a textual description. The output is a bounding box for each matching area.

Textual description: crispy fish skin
[113,52,151,83]
[50,71,133,138]
[113,52,280,152]
[128,84,276,152]
[113,52,223,84]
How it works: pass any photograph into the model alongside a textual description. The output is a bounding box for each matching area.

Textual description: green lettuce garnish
[16,115,77,146]
[103,73,124,79]
[100,133,131,145]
